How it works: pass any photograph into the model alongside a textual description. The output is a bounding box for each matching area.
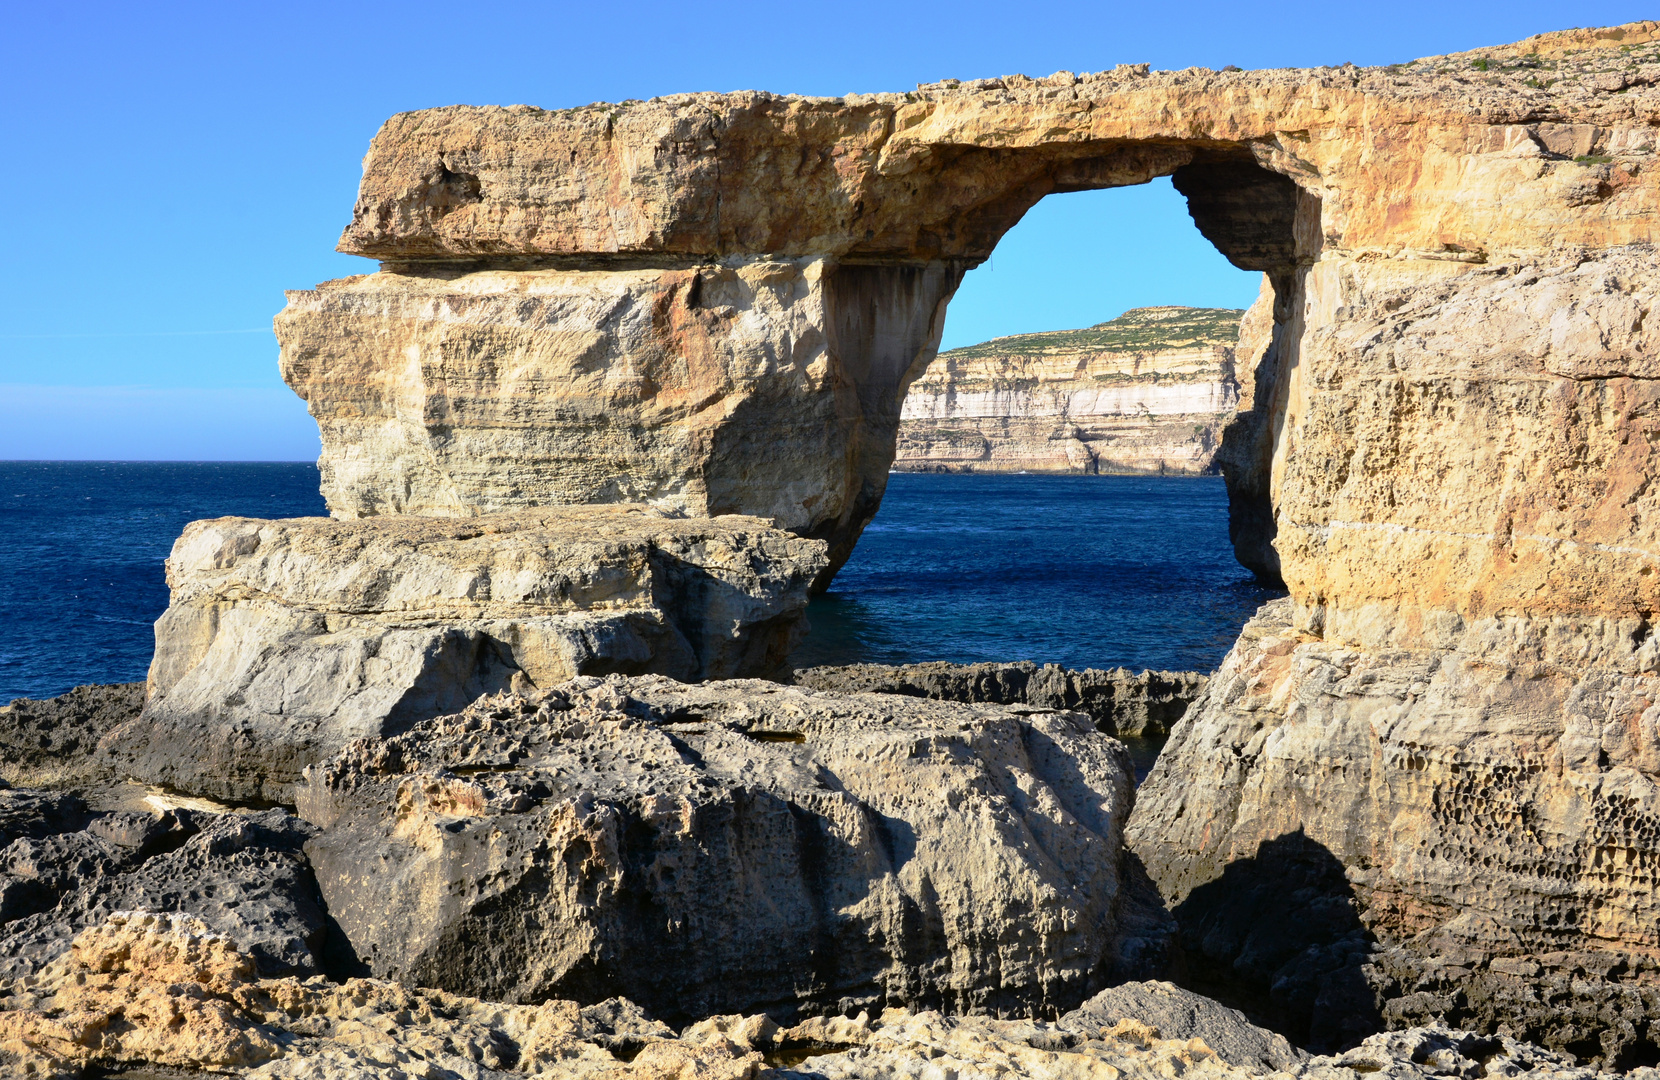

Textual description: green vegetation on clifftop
[941,306,1245,359]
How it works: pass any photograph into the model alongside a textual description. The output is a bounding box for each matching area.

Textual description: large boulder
[1060,980,1308,1071]
[105,507,825,803]
[298,675,1136,1022]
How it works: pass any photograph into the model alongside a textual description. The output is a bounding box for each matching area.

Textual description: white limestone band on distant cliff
[894,306,1243,475]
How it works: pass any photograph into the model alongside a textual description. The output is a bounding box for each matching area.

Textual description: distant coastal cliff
[895,306,1243,475]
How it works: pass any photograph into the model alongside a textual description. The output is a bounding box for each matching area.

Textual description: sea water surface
[0,464,1281,703]
[793,472,1284,672]
[0,462,327,702]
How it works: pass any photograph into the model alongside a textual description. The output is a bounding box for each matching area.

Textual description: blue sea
[0,464,1281,703]
[797,473,1283,672]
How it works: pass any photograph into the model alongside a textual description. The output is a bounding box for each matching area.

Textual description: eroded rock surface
[792,661,1205,738]
[0,790,327,985]
[299,675,1136,1021]
[895,307,1242,475]
[780,1011,1626,1080]
[0,912,751,1079]
[1129,598,1660,1064]
[277,260,956,582]
[107,507,824,804]
[3,912,1634,1079]
[0,683,141,789]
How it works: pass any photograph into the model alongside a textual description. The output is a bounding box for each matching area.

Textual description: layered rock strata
[114,507,825,803]
[279,21,1660,584]
[1130,598,1660,1063]
[244,15,1660,1063]
[2,911,1637,1079]
[792,661,1205,738]
[298,675,1137,1021]
[894,306,1242,474]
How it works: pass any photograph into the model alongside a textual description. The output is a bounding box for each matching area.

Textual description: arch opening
[791,161,1308,694]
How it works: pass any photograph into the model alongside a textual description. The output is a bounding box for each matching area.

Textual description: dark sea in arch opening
[0,463,1283,706]
[793,472,1284,673]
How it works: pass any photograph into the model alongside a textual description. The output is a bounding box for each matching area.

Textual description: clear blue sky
[1,1,1648,460]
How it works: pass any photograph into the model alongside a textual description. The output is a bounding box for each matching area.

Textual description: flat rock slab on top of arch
[255,21,1660,1065]
[336,23,1660,264]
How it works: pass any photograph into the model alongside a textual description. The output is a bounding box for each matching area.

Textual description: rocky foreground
[0,673,1640,1079]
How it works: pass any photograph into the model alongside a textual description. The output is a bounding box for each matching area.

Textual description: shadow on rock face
[1169,829,1383,1054]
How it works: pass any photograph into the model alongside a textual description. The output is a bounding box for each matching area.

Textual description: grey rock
[0,805,328,980]
[106,507,826,804]
[0,683,142,788]
[792,661,1206,738]
[1061,981,1308,1071]
[299,674,1135,1022]
[0,788,93,845]
[0,810,187,924]
[578,997,677,1052]
[1305,1024,1617,1079]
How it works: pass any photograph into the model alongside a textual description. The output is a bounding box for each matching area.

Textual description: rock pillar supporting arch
[276,22,1660,1060]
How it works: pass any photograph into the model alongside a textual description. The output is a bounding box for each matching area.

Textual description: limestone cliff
[894,307,1242,474]
[257,19,1660,1059]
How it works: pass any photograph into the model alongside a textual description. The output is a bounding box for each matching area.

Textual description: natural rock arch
[273,21,1660,1061]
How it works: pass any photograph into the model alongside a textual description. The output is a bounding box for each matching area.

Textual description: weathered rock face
[792,661,1206,739]
[895,307,1242,475]
[298,675,1136,1022]
[9,913,1623,1080]
[1128,598,1660,1064]
[111,507,825,804]
[278,261,958,581]
[280,23,1660,588]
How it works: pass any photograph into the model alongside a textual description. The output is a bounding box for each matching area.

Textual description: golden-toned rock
[280,22,1660,591]
[895,306,1242,474]
[331,27,1660,263]
[267,20,1660,1058]
[2,913,1620,1079]
[0,911,762,1079]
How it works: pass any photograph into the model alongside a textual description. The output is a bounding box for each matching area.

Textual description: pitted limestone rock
[107,507,825,804]
[1128,597,1660,1064]
[298,675,1136,1022]
[0,798,327,985]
